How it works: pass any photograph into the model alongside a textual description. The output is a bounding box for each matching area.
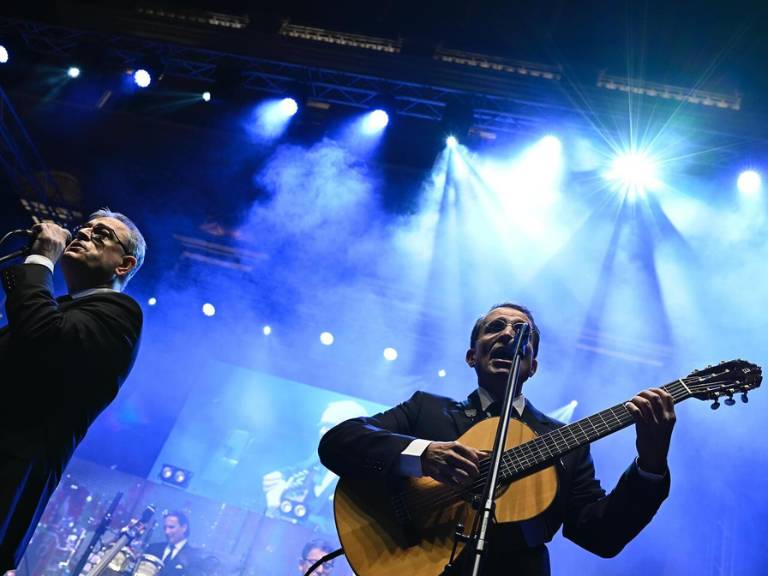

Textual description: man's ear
[530,358,538,376]
[115,255,137,279]
[465,348,476,367]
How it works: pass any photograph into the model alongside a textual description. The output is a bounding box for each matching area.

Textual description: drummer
[143,511,201,575]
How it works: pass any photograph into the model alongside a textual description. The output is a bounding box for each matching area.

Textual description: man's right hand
[421,441,486,486]
[29,221,71,264]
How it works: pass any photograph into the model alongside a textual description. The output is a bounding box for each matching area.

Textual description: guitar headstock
[684,359,762,409]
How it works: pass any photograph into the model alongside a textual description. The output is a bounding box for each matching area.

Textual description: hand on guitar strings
[625,387,676,475]
[421,441,488,487]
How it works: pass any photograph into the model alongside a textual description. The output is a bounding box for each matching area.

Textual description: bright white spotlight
[262,325,272,336]
[202,303,216,317]
[361,109,389,134]
[202,91,212,102]
[278,97,299,117]
[737,170,761,196]
[604,151,659,199]
[147,297,157,306]
[133,69,152,88]
[383,347,398,361]
[437,369,447,378]
[539,135,562,152]
[0,46,8,64]
[320,331,335,346]
[446,135,458,149]
[67,66,81,79]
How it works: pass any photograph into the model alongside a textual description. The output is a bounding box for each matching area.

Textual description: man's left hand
[625,387,676,475]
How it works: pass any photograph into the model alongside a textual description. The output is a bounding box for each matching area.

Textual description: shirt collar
[70,287,119,299]
[477,386,525,416]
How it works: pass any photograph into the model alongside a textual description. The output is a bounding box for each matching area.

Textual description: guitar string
[397,373,748,516]
[401,379,694,515]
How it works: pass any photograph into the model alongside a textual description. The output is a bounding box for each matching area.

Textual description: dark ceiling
[5,0,766,101]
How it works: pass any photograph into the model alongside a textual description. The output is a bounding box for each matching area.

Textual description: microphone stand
[465,323,531,576]
[71,491,123,576]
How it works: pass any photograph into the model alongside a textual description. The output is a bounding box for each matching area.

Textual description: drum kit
[85,549,164,576]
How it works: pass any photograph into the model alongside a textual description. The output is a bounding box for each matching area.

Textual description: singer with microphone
[0,209,145,572]
[319,303,676,576]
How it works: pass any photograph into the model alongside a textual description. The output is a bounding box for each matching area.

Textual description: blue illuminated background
[2,75,766,576]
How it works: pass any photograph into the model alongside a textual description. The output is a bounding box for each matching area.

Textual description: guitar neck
[500,378,691,481]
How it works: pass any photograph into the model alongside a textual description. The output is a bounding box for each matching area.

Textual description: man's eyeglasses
[301,557,334,572]
[72,223,131,255]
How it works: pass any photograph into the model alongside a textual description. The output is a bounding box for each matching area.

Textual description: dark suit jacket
[0,263,142,570]
[318,389,670,576]
[144,542,202,576]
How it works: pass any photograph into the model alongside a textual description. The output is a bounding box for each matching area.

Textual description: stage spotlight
[539,135,562,152]
[133,68,152,88]
[67,66,81,79]
[159,464,192,488]
[737,170,761,196]
[0,46,8,64]
[202,91,212,102]
[604,151,659,199]
[383,347,398,361]
[446,135,458,148]
[320,331,335,346]
[263,325,272,336]
[278,97,299,117]
[202,303,216,317]
[147,297,157,306]
[361,109,390,134]
[438,369,447,378]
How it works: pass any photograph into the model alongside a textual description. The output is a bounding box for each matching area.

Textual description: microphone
[504,322,531,358]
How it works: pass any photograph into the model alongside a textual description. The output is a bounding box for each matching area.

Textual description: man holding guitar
[319,303,676,576]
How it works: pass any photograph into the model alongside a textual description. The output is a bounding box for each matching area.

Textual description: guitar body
[334,417,558,576]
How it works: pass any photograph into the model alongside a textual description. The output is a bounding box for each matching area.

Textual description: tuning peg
[724,395,736,406]
[710,399,720,410]
[741,392,749,404]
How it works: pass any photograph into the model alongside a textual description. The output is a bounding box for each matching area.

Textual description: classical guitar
[333,359,762,576]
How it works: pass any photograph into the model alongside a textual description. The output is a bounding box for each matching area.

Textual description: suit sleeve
[561,447,670,557]
[318,391,426,479]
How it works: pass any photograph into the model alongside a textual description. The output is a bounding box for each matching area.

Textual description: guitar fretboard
[497,379,690,482]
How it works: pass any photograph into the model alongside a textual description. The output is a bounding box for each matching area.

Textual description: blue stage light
[202,303,216,317]
[446,135,458,148]
[383,347,398,361]
[320,331,335,346]
[438,369,447,378]
[737,170,761,196]
[202,91,212,102]
[0,46,8,64]
[361,109,389,134]
[278,97,299,117]
[262,325,272,336]
[67,66,81,79]
[133,69,152,88]
[147,297,157,306]
[604,150,659,199]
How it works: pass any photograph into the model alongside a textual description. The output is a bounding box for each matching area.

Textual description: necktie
[163,545,175,562]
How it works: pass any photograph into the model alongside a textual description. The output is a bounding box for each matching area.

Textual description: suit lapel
[448,390,484,437]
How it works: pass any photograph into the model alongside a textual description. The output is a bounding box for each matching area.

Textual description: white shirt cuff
[24,254,54,273]
[398,438,432,477]
[635,457,666,481]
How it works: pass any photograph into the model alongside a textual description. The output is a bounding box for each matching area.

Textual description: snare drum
[132,554,164,576]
